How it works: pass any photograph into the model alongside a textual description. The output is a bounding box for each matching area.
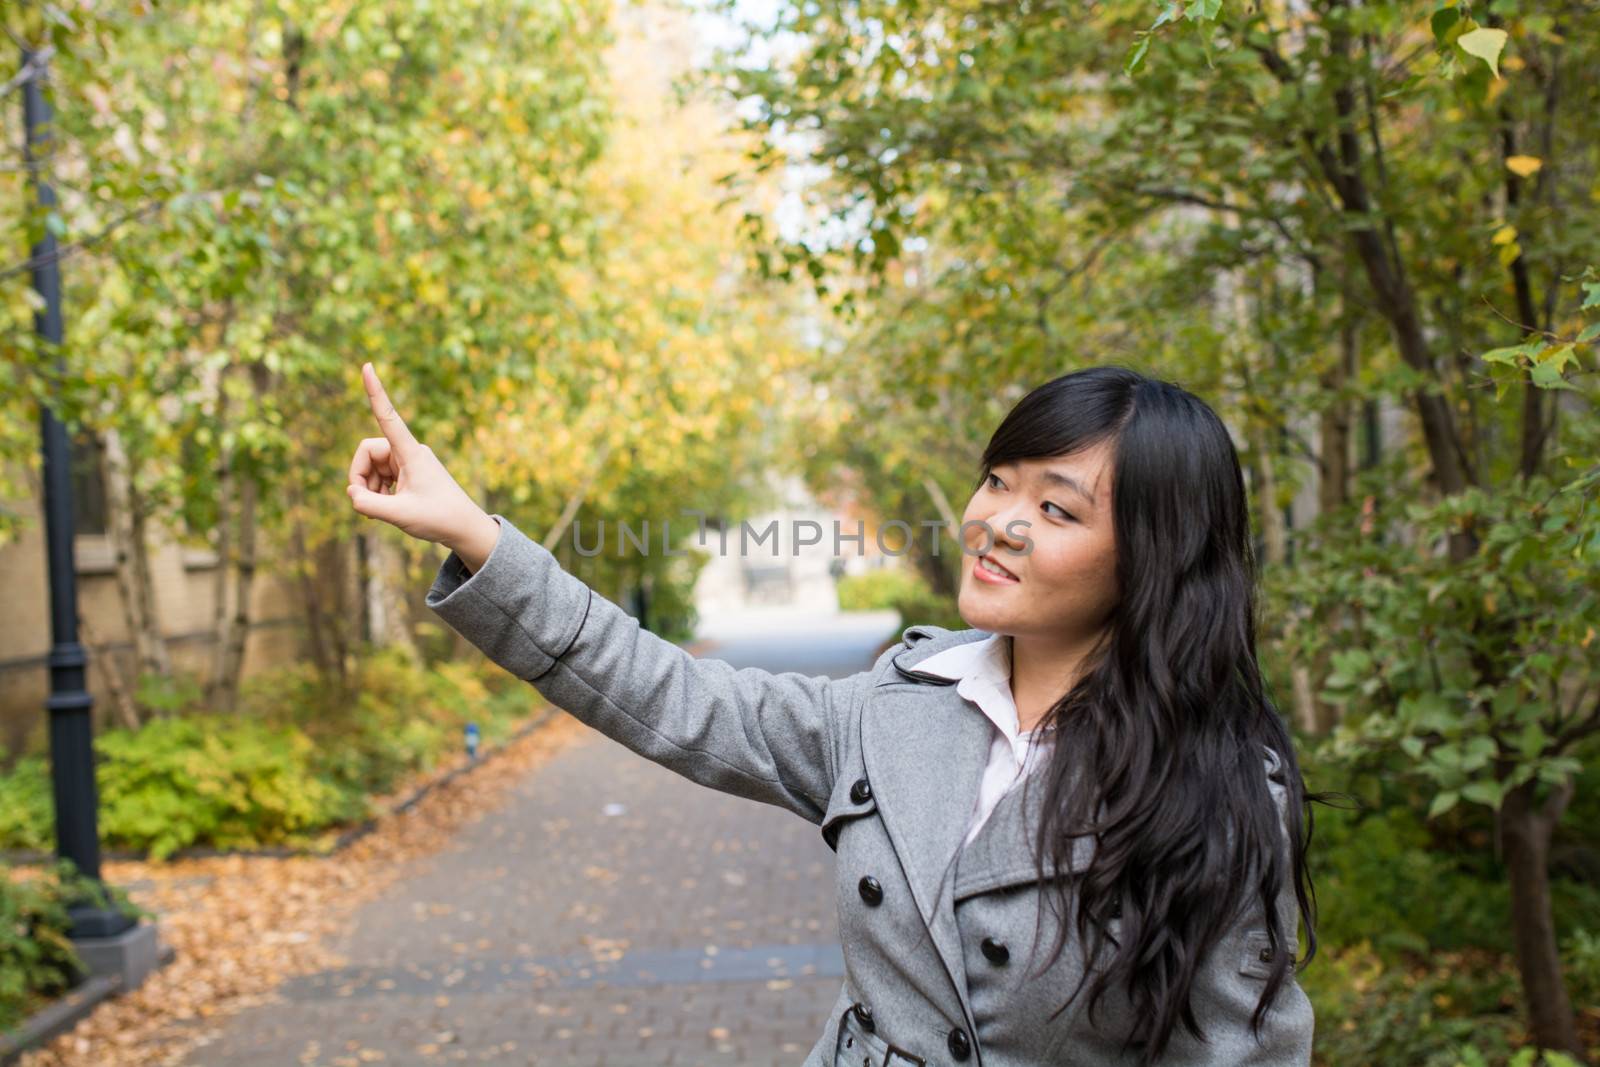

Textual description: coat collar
[871,623,995,687]
[908,630,1009,685]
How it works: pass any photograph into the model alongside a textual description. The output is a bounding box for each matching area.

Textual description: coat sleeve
[422,512,871,825]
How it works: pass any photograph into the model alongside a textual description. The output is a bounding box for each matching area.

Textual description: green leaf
[1125,36,1152,76]
[1460,735,1496,771]
[1577,322,1600,344]
[1430,6,1460,43]
[1428,791,1459,819]
[1481,342,1540,365]
[1457,27,1509,78]
[1530,360,1577,391]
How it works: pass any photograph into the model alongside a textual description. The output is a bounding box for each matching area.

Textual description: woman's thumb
[347,482,398,524]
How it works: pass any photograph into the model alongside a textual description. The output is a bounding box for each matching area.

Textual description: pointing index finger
[363,362,419,453]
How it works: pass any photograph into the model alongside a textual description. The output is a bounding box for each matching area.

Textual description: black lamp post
[22,44,134,941]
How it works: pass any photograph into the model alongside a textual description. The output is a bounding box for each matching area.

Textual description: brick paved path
[179,614,899,1067]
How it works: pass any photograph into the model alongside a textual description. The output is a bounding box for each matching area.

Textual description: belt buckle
[884,1044,926,1067]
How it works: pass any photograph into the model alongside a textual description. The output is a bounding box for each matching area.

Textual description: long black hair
[975,365,1330,1063]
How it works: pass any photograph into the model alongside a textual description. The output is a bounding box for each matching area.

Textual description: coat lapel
[860,626,997,1040]
[953,763,1095,903]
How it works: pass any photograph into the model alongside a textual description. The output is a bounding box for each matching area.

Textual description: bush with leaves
[0,751,53,853]
[93,716,349,861]
[1268,463,1599,1058]
[1293,733,1600,1066]
[835,566,927,613]
[0,648,543,858]
[836,566,966,633]
[0,858,148,1034]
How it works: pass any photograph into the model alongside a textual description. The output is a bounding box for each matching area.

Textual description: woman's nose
[970,501,1030,555]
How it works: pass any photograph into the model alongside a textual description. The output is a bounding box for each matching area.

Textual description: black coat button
[981,936,1010,965]
[850,777,872,804]
[852,1002,875,1032]
[858,876,883,906]
[948,1027,971,1060]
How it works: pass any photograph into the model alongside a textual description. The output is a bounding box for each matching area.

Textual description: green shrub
[0,644,546,858]
[1294,735,1600,1065]
[1303,795,1511,960]
[1558,927,1600,1018]
[0,859,147,1034]
[642,549,705,645]
[0,755,52,852]
[132,668,206,718]
[289,645,528,798]
[94,717,349,860]
[887,584,966,633]
[836,566,927,612]
[837,566,965,632]
[1301,941,1526,1066]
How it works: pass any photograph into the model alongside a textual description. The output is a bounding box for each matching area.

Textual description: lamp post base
[69,917,163,991]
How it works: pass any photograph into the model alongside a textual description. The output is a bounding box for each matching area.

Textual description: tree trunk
[208,365,234,711]
[289,482,335,680]
[1228,265,1318,736]
[1499,776,1586,1062]
[105,428,173,685]
[77,599,141,732]
[1318,307,1355,520]
[1300,274,1364,735]
[1213,221,1319,734]
[205,362,261,715]
[325,528,354,691]
[127,473,172,682]
[364,526,420,664]
[211,466,257,714]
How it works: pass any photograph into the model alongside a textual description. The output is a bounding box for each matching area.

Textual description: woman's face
[957,441,1119,643]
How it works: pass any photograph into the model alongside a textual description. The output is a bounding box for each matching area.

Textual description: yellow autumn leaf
[1457,27,1509,79]
[1505,155,1542,178]
[1490,225,1517,245]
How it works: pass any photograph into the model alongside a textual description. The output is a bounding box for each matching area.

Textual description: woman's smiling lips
[973,552,1021,584]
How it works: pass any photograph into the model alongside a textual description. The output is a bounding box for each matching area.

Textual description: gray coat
[425,513,1315,1066]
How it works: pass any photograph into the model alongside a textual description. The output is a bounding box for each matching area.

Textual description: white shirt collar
[914,633,1055,743]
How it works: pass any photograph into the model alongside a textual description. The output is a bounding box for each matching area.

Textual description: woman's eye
[987,472,1005,490]
[1044,501,1075,522]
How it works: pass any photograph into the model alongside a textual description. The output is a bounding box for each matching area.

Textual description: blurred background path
[176,607,901,1067]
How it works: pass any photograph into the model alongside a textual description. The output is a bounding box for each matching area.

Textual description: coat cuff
[425,513,593,681]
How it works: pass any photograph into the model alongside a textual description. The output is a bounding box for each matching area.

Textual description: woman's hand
[346,362,501,569]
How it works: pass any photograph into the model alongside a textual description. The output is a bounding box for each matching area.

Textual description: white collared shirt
[913,634,1058,847]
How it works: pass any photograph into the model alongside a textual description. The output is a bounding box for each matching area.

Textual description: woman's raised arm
[424,511,871,822]
[346,361,870,823]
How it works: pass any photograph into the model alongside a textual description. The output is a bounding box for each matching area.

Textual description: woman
[347,361,1321,1066]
